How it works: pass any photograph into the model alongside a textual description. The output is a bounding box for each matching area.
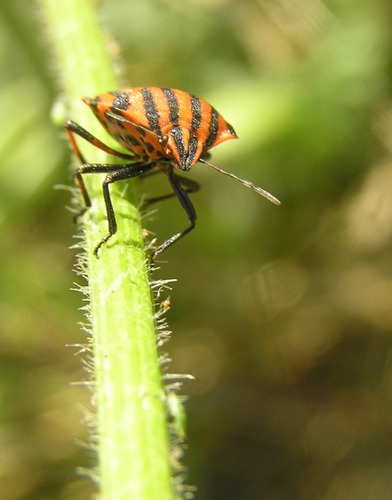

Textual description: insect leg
[65,120,135,163]
[143,172,200,206]
[74,162,133,218]
[94,163,155,256]
[152,170,197,259]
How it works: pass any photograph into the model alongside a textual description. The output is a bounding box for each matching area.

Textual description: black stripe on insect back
[171,127,186,162]
[187,131,199,166]
[190,95,202,130]
[162,88,179,127]
[227,122,237,137]
[111,92,130,111]
[141,88,161,136]
[205,107,219,149]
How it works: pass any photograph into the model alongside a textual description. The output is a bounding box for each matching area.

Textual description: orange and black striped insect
[65,87,280,259]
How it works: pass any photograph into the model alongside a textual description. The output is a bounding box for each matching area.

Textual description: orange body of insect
[85,87,237,169]
[65,87,279,259]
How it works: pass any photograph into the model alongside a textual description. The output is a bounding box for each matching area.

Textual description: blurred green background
[2,0,392,498]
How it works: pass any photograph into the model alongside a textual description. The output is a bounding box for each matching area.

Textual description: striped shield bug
[65,87,280,259]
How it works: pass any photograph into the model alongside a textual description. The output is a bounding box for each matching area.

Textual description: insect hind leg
[65,120,135,163]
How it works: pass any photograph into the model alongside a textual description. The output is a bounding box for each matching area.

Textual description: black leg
[143,172,200,206]
[74,161,149,221]
[92,163,155,256]
[65,120,136,163]
[152,169,197,259]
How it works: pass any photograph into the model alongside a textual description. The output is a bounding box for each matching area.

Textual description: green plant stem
[39,1,173,498]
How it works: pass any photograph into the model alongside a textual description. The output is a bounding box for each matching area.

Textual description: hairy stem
[39,0,173,498]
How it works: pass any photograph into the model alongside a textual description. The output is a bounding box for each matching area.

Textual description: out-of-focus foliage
[2,0,392,498]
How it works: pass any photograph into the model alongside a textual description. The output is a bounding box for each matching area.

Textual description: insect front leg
[142,172,200,206]
[152,170,197,259]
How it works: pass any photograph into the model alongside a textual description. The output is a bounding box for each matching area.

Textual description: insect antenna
[199,158,281,205]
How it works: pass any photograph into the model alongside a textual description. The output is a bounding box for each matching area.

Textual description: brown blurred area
[2,0,392,498]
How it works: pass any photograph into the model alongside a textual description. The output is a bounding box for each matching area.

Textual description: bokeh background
[2,0,392,498]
